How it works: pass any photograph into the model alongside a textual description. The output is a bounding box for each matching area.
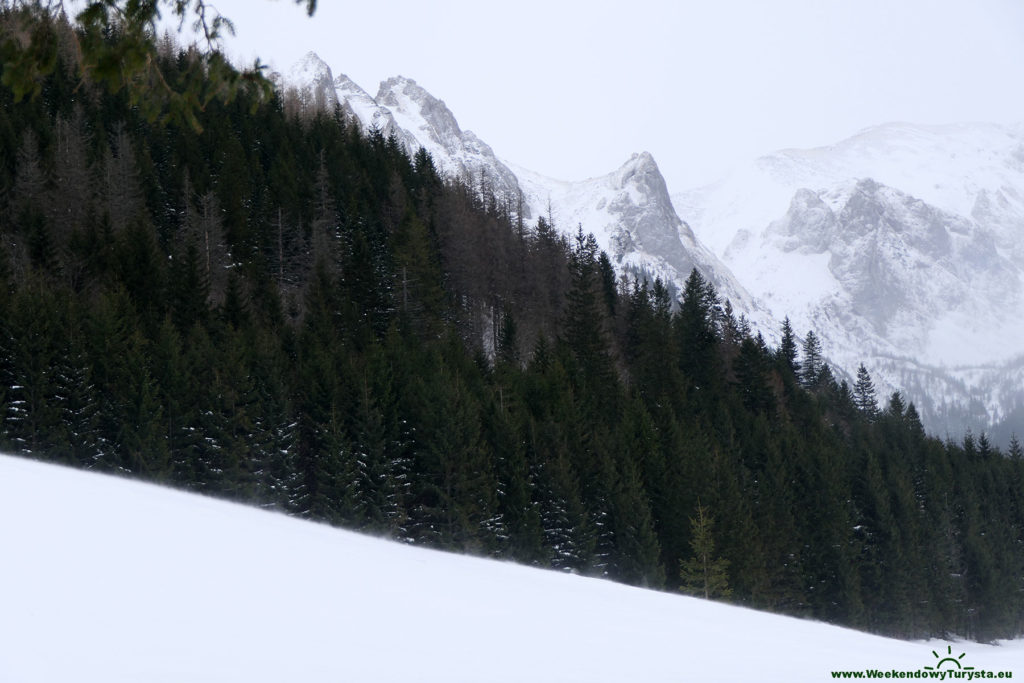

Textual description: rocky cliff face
[371,76,524,212]
[513,152,762,318]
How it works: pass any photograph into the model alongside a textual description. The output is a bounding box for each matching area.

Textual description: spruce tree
[800,330,823,388]
[778,316,799,377]
[679,501,731,599]
[1008,434,1023,461]
[676,268,721,396]
[854,363,878,418]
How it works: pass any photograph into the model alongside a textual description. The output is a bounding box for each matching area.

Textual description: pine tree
[349,355,410,536]
[1008,434,1023,461]
[679,501,731,599]
[854,363,878,418]
[103,126,146,235]
[676,268,721,393]
[610,455,665,587]
[778,316,800,377]
[733,336,774,416]
[800,330,823,388]
[887,391,906,418]
[7,22,1024,641]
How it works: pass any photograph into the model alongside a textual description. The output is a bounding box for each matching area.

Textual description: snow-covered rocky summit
[676,122,1024,437]
[277,51,339,111]
[282,53,762,323]
[372,75,524,210]
[512,152,763,318]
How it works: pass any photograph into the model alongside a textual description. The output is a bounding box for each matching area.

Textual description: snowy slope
[374,75,524,208]
[2,454,1022,682]
[675,123,1024,435]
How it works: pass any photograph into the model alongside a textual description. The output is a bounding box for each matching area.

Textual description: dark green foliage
[778,316,799,376]
[800,330,823,388]
[4,14,1024,643]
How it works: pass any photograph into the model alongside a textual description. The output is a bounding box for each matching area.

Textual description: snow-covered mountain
[281,54,1024,439]
[510,153,763,317]
[281,51,339,111]
[4,454,1022,681]
[281,53,763,324]
[675,122,1024,438]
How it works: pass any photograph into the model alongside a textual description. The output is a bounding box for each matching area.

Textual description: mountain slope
[3,454,1021,682]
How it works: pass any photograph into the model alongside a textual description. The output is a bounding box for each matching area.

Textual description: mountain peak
[377,74,419,92]
[376,76,436,109]
[288,51,333,82]
[375,76,465,147]
[283,52,337,110]
[629,150,657,166]
[333,71,366,93]
[615,151,671,201]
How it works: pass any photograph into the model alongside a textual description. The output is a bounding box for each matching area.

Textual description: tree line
[2,11,1023,642]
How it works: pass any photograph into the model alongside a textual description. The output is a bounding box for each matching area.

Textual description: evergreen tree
[1008,434,1023,461]
[676,268,721,398]
[800,330,823,388]
[777,316,799,377]
[854,363,878,418]
[679,501,731,599]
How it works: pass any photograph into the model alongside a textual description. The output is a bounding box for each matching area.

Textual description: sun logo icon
[924,645,975,671]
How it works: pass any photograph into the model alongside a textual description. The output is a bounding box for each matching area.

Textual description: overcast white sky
[176,0,1024,190]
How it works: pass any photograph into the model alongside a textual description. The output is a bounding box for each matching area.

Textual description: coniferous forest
[2,11,1024,642]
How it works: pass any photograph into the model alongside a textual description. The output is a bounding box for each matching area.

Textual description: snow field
[2,454,1022,682]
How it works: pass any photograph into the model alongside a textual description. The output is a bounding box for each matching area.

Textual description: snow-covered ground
[2,454,1021,682]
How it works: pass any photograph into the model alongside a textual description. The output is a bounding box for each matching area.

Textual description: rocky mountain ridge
[281,54,1024,440]
[278,52,762,326]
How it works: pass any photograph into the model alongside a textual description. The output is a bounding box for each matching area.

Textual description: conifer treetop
[1,0,315,130]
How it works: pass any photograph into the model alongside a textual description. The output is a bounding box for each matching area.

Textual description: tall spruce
[854,363,879,418]
[800,330,823,388]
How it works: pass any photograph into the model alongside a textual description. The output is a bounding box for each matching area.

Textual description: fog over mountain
[676,122,1024,440]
